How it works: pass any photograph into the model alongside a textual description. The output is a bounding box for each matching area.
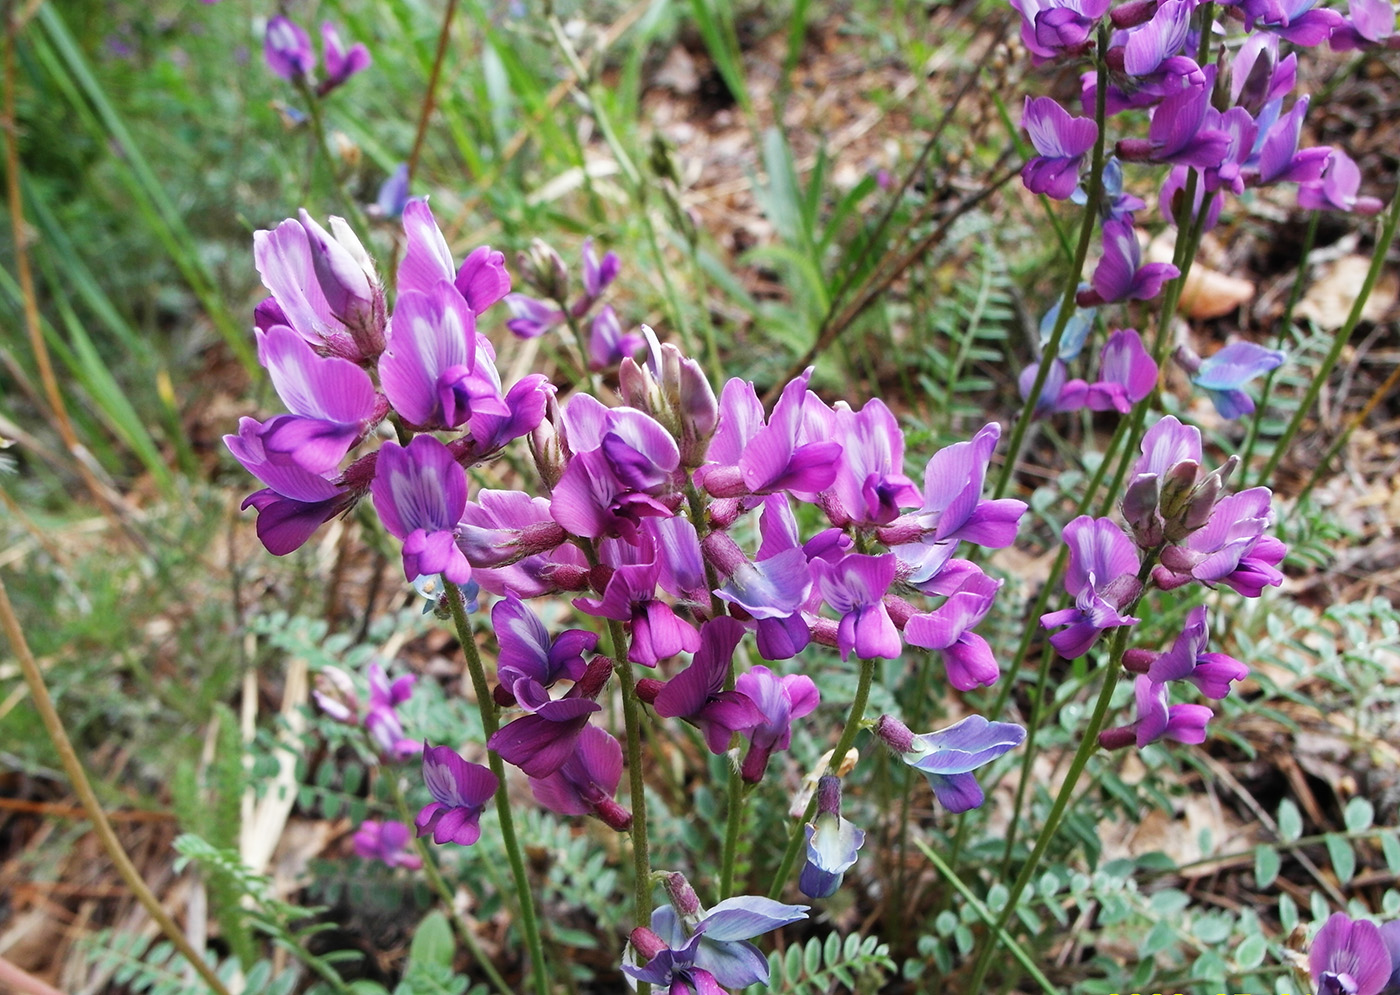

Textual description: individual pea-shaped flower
[1298,150,1386,215]
[415,745,498,846]
[317,21,371,96]
[264,16,314,82]
[733,666,820,783]
[352,820,422,869]
[904,568,1003,690]
[625,894,809,994]
[1137,605,1248,699]
[1174,339,1286,420]
[1040,516,1142,658]
[811,552,901,661]
[651,617,764,754]
[364,663,422,762]
[1098,676,1213,749]
[1329,0,1399,49]
[799,775,866,899]
[875,714,1026,813]
[369,435,472,588]
[1021,96,1098,200]
[529,725,632,832]
[1080,218,1180,306]
[1309,914,1397,995]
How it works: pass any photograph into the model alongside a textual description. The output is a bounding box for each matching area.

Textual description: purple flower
[459,490,586,597]
[550,395,681,541]
[1116,71,1230,170]
[487,673,606,779]
[397,200,511,313]
[1086,329,1157,412]
[711,498,814,660]
[492,594,597,696]
[378,284,510,430]
[1260,0,1347,44]
[824,399,921,526]
[1310,914,1399,995]
[1021,97,1098,200]
[249,325,378,473]
[799,776,865,899]
[1299,149,1386,215]
[369,436,472,586]
[1122,0,1193,76]
[574,548,698,667]
[1143,605,1248,699]
[318,21,370,95]
[1253,97,1331,186]
[1155,488,1286,596]
[1082,218,1180,306]
[264,16,314,81]
[875,714,1027,813]
[812,553,900,661]
[653,617,764,754]
[225,418,355,554]
[1177,340,1286,420]
[504,294,565,339]
[416,745,498,846]
[1010,0,1113,59]
[1040,516,1142,658]
[588,305,645,370]
[1099,676,1213,749]
[1075,157,1145,222]
[254,217,369,362]
[365,663,422,762]
[885,424,1026,589]
[904,568,1003,690]
[529,725,632,832]
[1230,34,1297,115]
[733,666,820,783]
[296,211,386,360]
[352,820,422,869]
[580,237,621,302]
[1330,0,1399,48]
[740,369,842,500]
[372,163,410,220]
[626,896,809,993]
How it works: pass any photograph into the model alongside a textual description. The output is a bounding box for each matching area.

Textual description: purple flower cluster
[1033,416,1283,747]
[264,16,370,96]
[1014,0,1388,418]
[312,662,422,763]
[228,197,1032,934]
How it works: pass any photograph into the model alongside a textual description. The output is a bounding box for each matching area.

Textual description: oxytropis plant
[226,195,1049,990]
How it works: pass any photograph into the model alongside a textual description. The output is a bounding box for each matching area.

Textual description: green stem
[391,778,515,995]
[993,34,1109,501]
[914,841,1059,995]
[1238,211,1319,481]
[767,655,877,898]
[295,79,368,231]
[1258,187,1400,486]
[964,549,1159,992]
[718,769,747,899]
[443,581,551,995]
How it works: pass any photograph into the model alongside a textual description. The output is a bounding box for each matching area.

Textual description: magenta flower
[1310,914,1396,995]
[733,666,819,783]
[812,552,901,661]
[824,399,920,527]
[1022,97,1098,200]
[1299,149,1386,215]
[1154,488,1286,596]
[1082,219,1180,306]
[264,16,314,81]
[488,657,608,778]
[397,200,511,313]
[1040,516,1142,658]
[1098,676,1213,749]
[225,418,354,555]
[573,553,699,666]
[365,663,422,762]
[352,820,422,869]
[653,617,764,754]
[711,497,814,660]
[579,237,621,306]
[296,211,385,360]
[904,568,1003,690]
[588,305,645,370]
[318,22,370,94]
[529,725,632,832]
[369,436,472,586]
[416,745,498,846]
[1330,0,1399,48]
[1116,72,1230,170]
[492,595,597,698]
[1253,98,1332,187]
[378,284,510,430]
[1087,329,1157,412]
[1144,605,1249,699]
[458,490,585,598]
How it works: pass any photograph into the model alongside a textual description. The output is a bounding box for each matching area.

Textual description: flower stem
[443,581,551,995]
[608,616,655,931]
[390,778,515,995]
[767,655,877,899]
[1258,185,1400,487]
[993,33,1109,501]
[718,768,747,899]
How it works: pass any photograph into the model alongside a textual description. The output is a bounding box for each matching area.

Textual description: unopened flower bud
[522,238,569,302]
[298,210,385,358]
[1123,473,1163,547]
[815,774,842,817]
[874,714,917,755]
[1110,0,1158,28]
[663,871,702,918]
[1159,459,1201,519]
[1123,648,1157,674]
[529,394,567,489]
[677,351,719,468]
[312,666,359,723]
[1098,725,1137,750]
[1175,456,1238,536]
[629,927,668,962]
